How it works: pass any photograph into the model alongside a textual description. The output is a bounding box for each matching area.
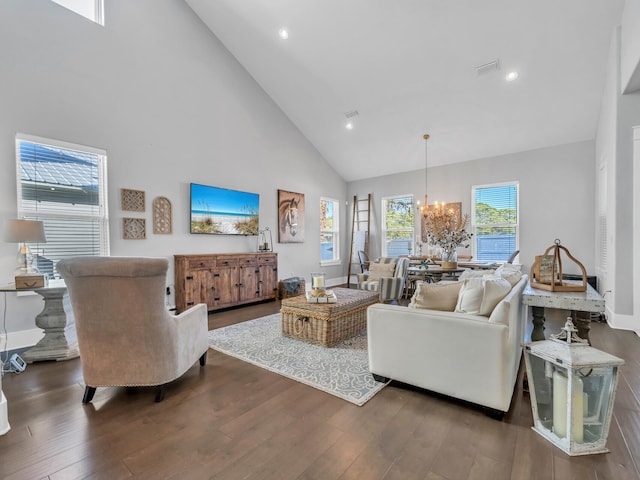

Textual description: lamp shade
[3,219,46,243]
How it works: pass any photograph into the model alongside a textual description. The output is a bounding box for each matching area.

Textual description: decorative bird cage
[530,239,588,292]
[523,318,624,456]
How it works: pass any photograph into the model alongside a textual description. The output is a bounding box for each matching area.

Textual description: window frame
[471,181,519,262]
[320,196,340,266]
[50,0,104,26]
[15,133,110,278]
[381,194,415,258]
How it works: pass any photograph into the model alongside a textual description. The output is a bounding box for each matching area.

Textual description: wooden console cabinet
[174,253,278,313]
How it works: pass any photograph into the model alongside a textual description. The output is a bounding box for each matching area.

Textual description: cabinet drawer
[215,256,239,267]
[237,255,258,266]
[188,258,216,270]
[258,255,276,266]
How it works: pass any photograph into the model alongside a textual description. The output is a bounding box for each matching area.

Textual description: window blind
[16,136,109,278]
[472,183,518,261]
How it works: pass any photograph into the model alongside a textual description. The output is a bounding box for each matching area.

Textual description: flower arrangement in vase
[422,203,473,268]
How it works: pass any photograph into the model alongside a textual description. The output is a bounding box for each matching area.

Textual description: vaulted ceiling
[186,0,625,181]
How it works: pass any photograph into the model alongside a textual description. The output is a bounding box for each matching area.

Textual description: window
[381,195,414,257]
[50,0,104,26]
[16,134,109,278]
[472,182,518,261]
[320,198,339,264]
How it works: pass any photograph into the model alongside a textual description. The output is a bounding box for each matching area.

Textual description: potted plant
[422,204,473,268]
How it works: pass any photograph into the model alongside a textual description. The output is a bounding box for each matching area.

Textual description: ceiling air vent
[475,59,500,76]
[344,110,359,118]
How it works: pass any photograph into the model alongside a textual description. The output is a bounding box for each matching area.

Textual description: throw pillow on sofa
[367,260,396,281]
[409,281,462,311]
[454,275,512,316]
[494,263,523,286]
[459,269,495,280]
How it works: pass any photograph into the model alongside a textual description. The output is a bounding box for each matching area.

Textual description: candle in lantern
[552,370,584,443]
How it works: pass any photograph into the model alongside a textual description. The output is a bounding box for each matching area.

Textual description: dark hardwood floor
[1,299,639,480]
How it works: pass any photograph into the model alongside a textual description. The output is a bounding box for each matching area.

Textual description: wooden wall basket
[529,239,587,292]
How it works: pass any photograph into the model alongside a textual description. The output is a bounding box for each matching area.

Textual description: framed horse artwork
[278,189,305,243]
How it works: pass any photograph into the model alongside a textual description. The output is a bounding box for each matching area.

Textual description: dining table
[456,260,499,270]
[406,265,466,297]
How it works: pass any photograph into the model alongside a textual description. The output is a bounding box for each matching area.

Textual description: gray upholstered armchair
[57,256,209,403]
[356,257,409,303]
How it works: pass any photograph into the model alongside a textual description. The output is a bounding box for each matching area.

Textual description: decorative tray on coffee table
[305,289,337,303]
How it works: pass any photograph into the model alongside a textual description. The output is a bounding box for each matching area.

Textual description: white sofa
[367,274,528,414]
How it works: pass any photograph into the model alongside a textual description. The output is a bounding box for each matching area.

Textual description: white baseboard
[328,276,348,287]
[604,307,640,335]
[0,328,43,352]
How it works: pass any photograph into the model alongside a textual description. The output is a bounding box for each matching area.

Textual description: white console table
[522,280,605,344]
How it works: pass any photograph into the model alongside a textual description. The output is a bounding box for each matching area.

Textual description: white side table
[0,280,79,362]
[522,280,605,344]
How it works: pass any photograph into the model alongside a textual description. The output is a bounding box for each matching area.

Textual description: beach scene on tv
[190,183,259,235]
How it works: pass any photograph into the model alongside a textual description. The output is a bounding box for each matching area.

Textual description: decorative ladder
[347,194,371,287]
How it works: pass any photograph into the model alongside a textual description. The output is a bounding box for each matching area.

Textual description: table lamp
[3,219,46,278]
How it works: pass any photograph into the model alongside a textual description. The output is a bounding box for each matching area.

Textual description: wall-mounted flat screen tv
[190,183,259,235]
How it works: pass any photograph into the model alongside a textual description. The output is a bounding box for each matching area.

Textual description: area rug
[207,313,388,406]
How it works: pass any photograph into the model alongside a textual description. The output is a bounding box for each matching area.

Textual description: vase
[441,248,457,269]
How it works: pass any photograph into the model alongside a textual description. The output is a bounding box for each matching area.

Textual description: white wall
[0,0,347,347]
[634,126,640,334]
[348,140,596,277]
[596,28,622,321]
[621,0,640,93]
[595,25,640,333]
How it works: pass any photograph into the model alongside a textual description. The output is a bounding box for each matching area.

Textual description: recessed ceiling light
[506,71,519,81]
[344,110,358,130]
[278,28,289,40]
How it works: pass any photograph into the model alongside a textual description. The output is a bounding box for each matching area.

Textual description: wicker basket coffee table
[280,287,379,347]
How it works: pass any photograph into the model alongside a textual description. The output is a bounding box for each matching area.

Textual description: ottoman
[280,287,379,347]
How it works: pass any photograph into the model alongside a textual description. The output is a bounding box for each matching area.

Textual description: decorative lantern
[258,226,273,252]
[523,318,624,456]
[310,272,326,291]
[530,239,587,292]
